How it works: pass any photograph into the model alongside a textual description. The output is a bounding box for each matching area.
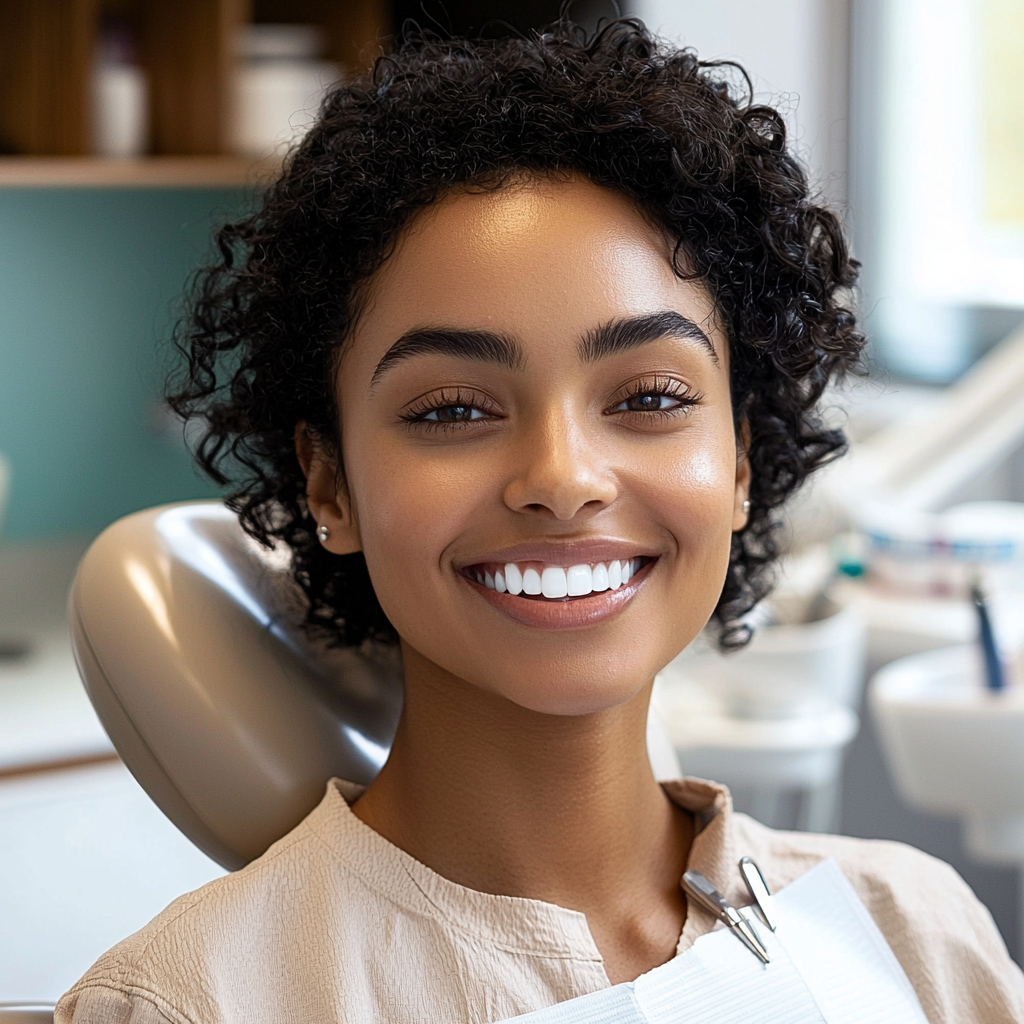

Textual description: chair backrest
[69,502,403,869]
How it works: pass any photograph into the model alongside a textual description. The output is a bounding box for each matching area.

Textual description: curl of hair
[168,18,863,651]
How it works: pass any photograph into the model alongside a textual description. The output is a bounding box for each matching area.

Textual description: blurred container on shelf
[857,500,1024,598]
[234,24,341,159]
[826,501,1024,672]
[91,19,148,158]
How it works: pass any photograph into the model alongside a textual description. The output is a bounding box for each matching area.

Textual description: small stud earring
[316,524,330,544]
[742,499,751,514]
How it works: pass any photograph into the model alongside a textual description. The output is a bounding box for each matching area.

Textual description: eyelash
[400,388,499,432]
[607,376,703,418]
[400,377,702,433]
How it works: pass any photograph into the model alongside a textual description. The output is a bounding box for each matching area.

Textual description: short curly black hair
[168,18,863,651]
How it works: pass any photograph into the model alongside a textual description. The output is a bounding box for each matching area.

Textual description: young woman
[58,20,1023,1024]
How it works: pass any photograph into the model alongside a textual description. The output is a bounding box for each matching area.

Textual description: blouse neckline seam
[311,781,602,960]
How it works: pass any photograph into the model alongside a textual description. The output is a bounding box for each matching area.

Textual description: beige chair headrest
[69,502,403,870]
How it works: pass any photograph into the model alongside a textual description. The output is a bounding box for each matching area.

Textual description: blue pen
[971,584,1005,692]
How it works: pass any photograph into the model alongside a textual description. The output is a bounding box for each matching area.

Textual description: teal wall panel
[0,188,250,540]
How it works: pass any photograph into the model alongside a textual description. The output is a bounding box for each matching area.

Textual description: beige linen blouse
[57,777,1024,1024]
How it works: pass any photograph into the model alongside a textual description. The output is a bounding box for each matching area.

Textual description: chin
[486,670,651,718]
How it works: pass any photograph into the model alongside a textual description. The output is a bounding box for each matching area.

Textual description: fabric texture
[56,778,1024,1024]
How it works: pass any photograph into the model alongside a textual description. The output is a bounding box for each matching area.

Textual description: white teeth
[522,567,542,595]
[504,563,523,595]
[566,564,592,596]
[541,566,568,598]
[474,558,643,599]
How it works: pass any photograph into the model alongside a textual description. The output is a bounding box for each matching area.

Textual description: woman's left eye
[611,392,682,413]
[420,404,487,422]
[608,383,699,415]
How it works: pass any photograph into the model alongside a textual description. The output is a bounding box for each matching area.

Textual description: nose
[503,409,618,520]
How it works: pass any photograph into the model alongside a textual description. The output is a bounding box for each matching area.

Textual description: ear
[294,422,362,555]
[732,419,752,532]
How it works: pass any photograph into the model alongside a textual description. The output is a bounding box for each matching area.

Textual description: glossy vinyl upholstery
[69,502,404,870]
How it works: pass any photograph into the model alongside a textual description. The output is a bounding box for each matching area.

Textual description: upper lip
[456,538,660,569]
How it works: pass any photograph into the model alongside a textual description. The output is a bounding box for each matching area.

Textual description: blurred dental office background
[2,0,1024,1005]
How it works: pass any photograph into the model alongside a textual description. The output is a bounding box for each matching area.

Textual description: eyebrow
[579,311,718,365]
[371,328,525,386]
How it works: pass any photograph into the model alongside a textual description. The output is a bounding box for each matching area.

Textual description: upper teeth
[473,559,642,598]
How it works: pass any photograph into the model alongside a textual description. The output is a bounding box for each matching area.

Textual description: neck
[353,643,692,981]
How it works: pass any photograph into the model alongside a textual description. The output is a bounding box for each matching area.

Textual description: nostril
[519,498,609,516]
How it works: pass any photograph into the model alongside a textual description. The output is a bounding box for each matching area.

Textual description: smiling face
[305,175,749,716]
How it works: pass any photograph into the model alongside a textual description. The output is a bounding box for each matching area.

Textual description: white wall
[629,0,850,204]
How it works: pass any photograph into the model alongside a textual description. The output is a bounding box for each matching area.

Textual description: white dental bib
[494,859,929,1024]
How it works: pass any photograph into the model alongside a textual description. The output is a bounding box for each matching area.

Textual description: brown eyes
[606,375,702,418]
[420,404,486,423]
[401,378,702,432]
[400,388,495,429]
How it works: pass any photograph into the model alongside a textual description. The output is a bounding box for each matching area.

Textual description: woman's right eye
[400,390,499,430]
[420,404,487,423]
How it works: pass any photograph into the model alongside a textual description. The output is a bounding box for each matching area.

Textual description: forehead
[352,175,723,361]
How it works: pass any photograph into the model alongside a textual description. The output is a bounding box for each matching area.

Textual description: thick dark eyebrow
[579,311,718,365]
[371,328,525,386]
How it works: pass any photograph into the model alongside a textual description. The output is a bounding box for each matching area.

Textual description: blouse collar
[308,775,736,964]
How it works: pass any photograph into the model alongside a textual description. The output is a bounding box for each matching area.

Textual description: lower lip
[463,561,654,631]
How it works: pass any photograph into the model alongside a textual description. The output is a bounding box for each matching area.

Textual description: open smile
[462,557,653,600]
[458,555,657,630]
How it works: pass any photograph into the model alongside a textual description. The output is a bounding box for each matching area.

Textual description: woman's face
[321,175,748,716]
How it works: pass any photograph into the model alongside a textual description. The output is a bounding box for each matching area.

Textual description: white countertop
[0,538,115,772]
[0,629,114,772]
[0,759,224,1002]
[0,540,224,1002]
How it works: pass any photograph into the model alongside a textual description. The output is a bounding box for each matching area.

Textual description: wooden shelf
[0,155,281,188]
[0,0,389,160]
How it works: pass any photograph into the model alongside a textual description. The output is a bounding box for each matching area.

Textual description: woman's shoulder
[732,812,1024,1024]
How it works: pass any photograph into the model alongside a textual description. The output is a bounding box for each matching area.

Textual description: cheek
[345,437,481,613]
[647,438,738,645]
[355,458,443,561]
[678,445,729,491]
[648,431,738,551]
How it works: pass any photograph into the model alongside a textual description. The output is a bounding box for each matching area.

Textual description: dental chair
[68,501,406,871]
[6,502,680,1022]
